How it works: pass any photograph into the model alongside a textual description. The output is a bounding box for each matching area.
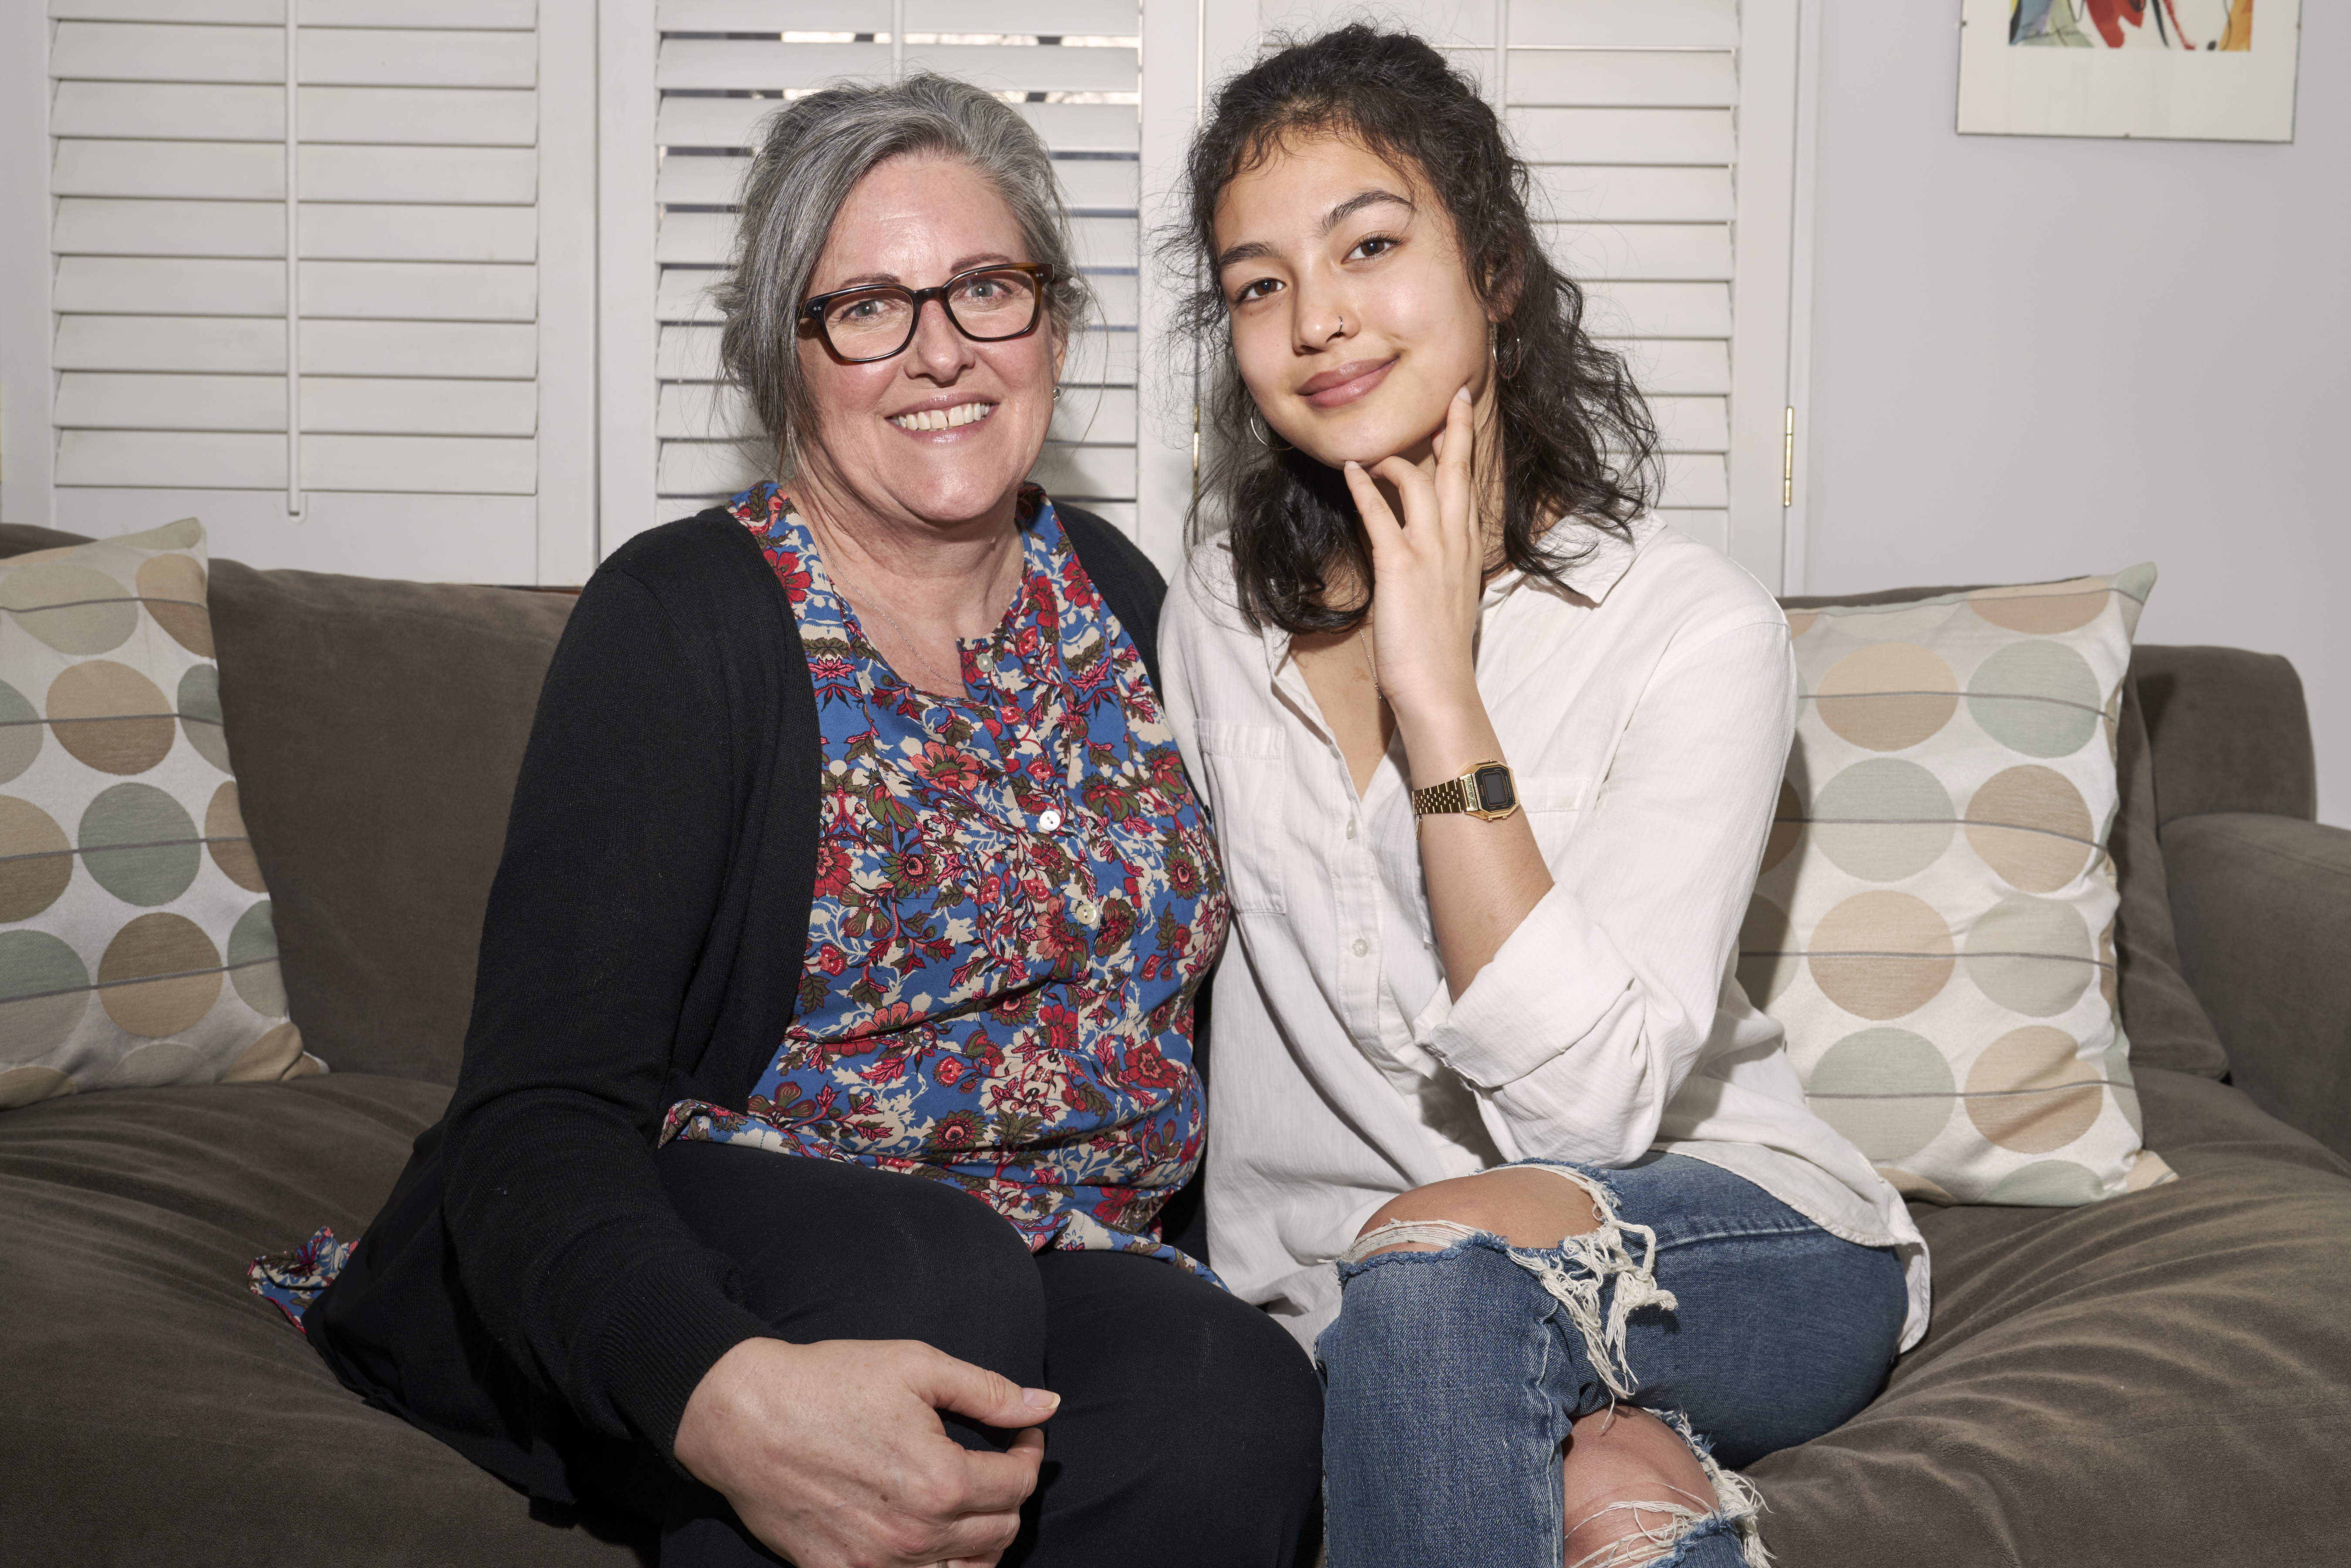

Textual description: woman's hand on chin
[1342,385,1489,748]
[674,1335,1055,1567]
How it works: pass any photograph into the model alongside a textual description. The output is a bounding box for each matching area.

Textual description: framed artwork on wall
[1957,0,2301,141]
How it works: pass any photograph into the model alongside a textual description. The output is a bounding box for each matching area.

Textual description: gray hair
[714,73,1093,478]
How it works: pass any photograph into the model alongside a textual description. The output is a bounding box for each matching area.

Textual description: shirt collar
[1484,514,1658,609]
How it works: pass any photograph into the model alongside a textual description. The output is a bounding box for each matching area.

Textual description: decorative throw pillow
[1740,567,2176,1206]
[0,518,317,1109]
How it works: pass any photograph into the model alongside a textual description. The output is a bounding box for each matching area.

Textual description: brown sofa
[3,522,2346,1567]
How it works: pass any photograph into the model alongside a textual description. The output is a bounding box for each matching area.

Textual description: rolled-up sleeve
[1418,618,1797,1166]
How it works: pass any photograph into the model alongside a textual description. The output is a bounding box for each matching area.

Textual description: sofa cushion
[1748,1065,2351,1565]
[2102,670,2230,1078]
[207,562,575,1084]
[1749,571,2173,1204]
[0,523,577,1088]
[6,1069,2341,1567]
[0,519,317,1108]
[0,1075,647,1565]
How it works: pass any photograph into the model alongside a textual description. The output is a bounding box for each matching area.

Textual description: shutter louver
[636,0,1144,544]
[42,0,590,583]
[1506,0,1739,555]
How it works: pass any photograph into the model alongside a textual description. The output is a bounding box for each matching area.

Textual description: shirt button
[1352,937,1370,958]
[1345,819,1357,839]
[1038,808,1063,832]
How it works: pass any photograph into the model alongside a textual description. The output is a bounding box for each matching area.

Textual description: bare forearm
[1397,698,1553,999]
[1346,392,1552,999]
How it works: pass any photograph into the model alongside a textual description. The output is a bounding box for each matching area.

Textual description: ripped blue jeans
[1314,1154,1906,1568]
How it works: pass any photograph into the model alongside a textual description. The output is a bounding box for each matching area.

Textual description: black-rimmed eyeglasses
[798,262,1058,364]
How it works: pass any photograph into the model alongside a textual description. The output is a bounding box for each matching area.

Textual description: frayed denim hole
[1517,1268,1623,1430]
[1644,1408,1770,1568]
[1570,1504,1750,1568]
[1499,1184,1678,1404]
[1333,1226,1519,1285]
[1505,1154,1630,1212]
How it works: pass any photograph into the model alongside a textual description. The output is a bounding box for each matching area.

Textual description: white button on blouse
[1161,519,1929,1352]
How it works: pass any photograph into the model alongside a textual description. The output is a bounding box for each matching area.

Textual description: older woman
[270,74,1321,1568]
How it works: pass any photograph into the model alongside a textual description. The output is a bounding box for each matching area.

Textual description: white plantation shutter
[604,0,1148,551]
[1511,3,1740,558]
[1186,0,1803,585]
[3,1,1804,586]
[21,0,594,583]
[1509,0,1804,583]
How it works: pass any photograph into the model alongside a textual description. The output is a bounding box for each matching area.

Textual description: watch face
[1473,764,1516,812]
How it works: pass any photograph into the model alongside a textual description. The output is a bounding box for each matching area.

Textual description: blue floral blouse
[661,485,1229,1276]
[248,485,1229,1331]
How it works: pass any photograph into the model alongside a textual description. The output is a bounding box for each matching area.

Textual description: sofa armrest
[2132,645,2317,826]
[2162,812,2351,1159]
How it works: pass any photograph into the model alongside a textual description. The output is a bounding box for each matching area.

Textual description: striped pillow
[1740,568,2174,1206]
[0,518,317,1109]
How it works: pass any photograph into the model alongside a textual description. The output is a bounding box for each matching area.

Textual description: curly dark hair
[1172,24,1659,634]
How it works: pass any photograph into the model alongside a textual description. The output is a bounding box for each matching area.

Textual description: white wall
[1802,2,2351,826]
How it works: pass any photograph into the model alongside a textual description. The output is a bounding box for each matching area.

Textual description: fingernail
[1344,460,1362,472]
[1455,386,1472,403]
[1023,1388,1061,1412]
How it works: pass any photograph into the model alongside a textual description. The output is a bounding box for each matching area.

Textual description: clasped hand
[673,1335,1056,1568]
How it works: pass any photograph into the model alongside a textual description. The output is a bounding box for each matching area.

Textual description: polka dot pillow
[1739,567,2175,1206]
[0,518,316,1110]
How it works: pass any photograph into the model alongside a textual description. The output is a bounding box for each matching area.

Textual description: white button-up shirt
[1161,518,1928,1352]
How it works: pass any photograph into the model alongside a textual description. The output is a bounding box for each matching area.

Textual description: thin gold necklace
[848,579,965,694]
[812,516,1016,697]
[1357,625,1382,699]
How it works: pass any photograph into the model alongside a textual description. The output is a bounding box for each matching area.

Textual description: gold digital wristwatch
[1410,759,1520,823]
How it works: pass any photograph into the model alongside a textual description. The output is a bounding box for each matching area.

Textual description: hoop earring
[1490,322,1524,381]
[1247,406,1292,452]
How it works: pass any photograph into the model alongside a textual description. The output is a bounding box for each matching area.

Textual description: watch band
[1411,759,1518,822]
[1410,775,1479,817]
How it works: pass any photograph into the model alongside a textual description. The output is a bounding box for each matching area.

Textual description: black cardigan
[310,503,1189,1508]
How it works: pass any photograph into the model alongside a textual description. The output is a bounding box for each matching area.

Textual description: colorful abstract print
[662,485,1231,1277]
[2011,0,2252,50]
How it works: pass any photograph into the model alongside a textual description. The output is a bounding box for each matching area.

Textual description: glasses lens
[946,268,1042,340]
[821,288,914,355]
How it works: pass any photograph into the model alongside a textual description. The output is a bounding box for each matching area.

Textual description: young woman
[1159,28,1929,1568]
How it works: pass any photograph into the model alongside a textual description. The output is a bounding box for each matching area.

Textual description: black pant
[657,1141,1324,1567]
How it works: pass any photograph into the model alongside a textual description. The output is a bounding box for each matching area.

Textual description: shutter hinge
[1781,406,1795,508]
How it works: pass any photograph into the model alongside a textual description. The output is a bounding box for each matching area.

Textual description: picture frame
[1956,0,2302,141]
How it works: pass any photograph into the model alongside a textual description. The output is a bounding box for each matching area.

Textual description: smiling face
[793,152,1064,535]
[1212,133,1494,471]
